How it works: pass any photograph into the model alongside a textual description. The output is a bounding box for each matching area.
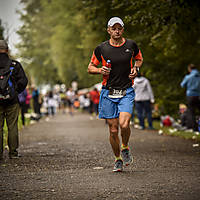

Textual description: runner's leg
[119,112,133,165]
[119,112,131,146]
[107,118,120,157]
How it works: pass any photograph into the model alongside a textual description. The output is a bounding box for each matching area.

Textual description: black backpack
[0,60,17,100]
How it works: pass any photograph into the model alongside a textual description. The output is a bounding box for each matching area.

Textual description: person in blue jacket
[181,64,200,131]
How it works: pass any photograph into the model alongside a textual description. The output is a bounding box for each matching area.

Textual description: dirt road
[0,113,200,200]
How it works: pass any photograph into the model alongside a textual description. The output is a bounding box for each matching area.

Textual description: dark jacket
[0,53,28,106]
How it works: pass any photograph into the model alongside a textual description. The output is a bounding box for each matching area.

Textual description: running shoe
[113,159,123,172]
[121,148,133,166]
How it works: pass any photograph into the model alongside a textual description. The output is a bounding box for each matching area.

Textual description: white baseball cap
[107,17,124,27]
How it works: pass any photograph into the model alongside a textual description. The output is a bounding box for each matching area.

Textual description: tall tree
[17,0,200,115]
[17,0,60,85]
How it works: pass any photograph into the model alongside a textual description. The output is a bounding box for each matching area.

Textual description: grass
[133,117,200,142]
[153,120,200,142]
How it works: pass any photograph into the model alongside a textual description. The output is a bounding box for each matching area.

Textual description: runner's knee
[109,125,118,135]
[110,127,118,134]
[110,131,118,139]
[119,121,129,130]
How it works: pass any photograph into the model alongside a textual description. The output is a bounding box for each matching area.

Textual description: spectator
[25,87,32,113]
[89,87,100,116]
[18,89,27,126]
[0,40,28,159]
[78,93,90,113]
[179,104,193,130]
[73,91,80,109]
[60,91,67,114]
[32,86,40,115]
[82,94,90,113]
[181,64,200,131]
[42,92,49,116]
[47,91,57,117]
[66,88,75,115]
[134,72,155,130]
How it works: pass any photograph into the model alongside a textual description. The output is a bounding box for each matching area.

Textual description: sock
[115,156,122,161]
[121,144,129,150]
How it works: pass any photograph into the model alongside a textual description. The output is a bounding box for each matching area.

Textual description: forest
[1,0,200,115]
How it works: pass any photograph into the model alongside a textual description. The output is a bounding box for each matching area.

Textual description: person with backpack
[0,40,28,160]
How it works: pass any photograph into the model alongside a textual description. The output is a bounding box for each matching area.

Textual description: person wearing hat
[88,17,143,172]
[0,40,28,160]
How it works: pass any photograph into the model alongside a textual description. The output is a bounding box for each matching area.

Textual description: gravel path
[0,112,200,200]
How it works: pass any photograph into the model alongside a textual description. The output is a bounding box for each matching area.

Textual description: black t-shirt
[91,39,143,89]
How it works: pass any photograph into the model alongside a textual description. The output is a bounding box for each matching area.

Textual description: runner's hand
[129,67,137,79]
[101,66,111,75]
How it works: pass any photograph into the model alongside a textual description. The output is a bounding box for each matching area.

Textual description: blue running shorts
[98,87,135,119]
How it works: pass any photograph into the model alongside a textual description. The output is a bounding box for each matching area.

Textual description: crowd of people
[19,86,101,121]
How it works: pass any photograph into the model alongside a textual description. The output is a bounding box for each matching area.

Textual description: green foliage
[17,0,200,115]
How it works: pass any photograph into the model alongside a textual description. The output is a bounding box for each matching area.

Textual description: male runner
[88,17,143,172]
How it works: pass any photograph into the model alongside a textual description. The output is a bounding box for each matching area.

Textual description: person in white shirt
[48,91,57,116]
[134,72,155,129]
[66,88,75,115]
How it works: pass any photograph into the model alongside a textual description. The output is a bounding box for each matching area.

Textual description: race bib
[108,88,126,98]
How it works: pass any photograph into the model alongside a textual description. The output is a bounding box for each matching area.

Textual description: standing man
[181,64,200,131]
[0,40,28,159]
[134,72,155,130]
[88,17,143,172]
[89,87,100,116]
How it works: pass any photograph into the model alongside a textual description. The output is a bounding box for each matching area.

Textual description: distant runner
[88,17,143,172]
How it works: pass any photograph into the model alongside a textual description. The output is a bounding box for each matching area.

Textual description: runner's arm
[88,62,110,75]
[88,46,111,75]
[134,50,143,68]
[129,50,143,79]
[134,59,143,68]
[88,62,101,74]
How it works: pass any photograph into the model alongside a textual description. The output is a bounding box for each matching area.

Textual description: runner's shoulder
[126,39,138,47]
[99,40,109,48]
[94,40,109,54]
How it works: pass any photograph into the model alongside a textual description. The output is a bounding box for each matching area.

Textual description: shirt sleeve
[180,75,188,88]
[90,46,102,66]
[134,50,143,61]
[132,42,143,61]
